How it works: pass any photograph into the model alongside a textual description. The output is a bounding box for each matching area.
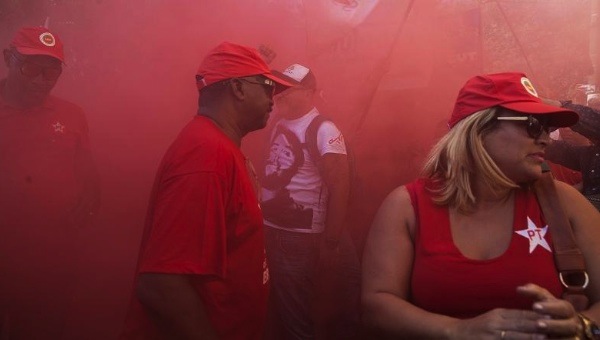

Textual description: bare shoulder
[554,180,597,215]
[553,179,600,237]
[554,179,584,197]
[370,185,416,238]
[378,186,414,217]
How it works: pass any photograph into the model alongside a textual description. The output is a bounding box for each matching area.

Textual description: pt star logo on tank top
[515,216,551,253]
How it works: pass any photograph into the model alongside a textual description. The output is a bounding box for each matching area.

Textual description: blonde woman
[362,73,600,339]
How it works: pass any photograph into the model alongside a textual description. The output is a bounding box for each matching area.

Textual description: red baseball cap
[448,72,579,128]
[196,42,293,94]
[10,26,65,62]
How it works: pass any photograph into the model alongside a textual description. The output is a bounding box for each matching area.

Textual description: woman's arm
[514,181,600,338]
[362,186,455,338]
[557,180,600,321]
[361,186,544,339]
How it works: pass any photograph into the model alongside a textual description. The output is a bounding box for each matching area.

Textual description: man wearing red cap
[120,42,291,340]
[0,26,100,339]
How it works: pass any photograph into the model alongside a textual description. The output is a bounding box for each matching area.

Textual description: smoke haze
[0,1,596,338]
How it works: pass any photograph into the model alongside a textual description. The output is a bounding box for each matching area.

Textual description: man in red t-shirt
[120,42,292,340]
[0,27,100,339]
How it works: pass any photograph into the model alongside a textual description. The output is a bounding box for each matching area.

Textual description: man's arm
[136,273,218,340]
[543,98,600,142]
[561,101,600,141]
[136,171,228,339]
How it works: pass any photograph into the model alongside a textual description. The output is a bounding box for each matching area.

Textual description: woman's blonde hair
[422,107,519,213]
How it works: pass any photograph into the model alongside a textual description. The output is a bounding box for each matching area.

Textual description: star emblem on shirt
[515,217,552,253]
[52,121,65,133]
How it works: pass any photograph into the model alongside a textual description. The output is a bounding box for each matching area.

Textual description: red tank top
[407,179,564,318]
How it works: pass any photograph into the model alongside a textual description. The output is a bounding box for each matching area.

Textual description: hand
[448,308,547,340]
[588,94,600,110]
[258,44,277,64]
[517,283,583,338]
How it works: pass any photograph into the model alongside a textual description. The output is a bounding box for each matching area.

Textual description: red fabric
[406,179,564,318]
[10,26,65,62]
[196,42,292,91]
[121,116,269,340]
[449,72,578,128]
[0,93,89,230]
[547,161,582,186]
[0,92,90,338]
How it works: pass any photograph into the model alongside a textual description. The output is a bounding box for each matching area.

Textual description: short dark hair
[197,79,230,112]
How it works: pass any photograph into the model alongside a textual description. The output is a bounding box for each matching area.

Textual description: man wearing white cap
[261,63,359,339]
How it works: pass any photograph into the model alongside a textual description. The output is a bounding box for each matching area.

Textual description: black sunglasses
[238,77,276,96]
[496,115,556,139]
[10,52,62,81]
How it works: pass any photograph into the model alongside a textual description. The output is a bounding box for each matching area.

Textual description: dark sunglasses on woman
[497,115,556,139]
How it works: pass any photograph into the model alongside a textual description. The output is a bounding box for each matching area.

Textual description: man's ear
[229,78,246,100]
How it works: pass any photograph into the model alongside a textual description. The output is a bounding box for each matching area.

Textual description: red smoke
[0,1,595,338]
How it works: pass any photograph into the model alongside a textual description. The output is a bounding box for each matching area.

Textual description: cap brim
[270,70,301,85]
[15,46,64,62]
[264,71,295,95]
[500,101,579,128]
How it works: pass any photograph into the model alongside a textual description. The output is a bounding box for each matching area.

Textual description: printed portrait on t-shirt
[261,126,313,229]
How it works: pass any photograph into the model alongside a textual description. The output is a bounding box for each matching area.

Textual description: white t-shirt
[261,107,347,233]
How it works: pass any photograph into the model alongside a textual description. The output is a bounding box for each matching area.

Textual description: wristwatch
[578,313,600,339]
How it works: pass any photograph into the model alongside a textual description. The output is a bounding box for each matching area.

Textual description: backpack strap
[303,114,329,171]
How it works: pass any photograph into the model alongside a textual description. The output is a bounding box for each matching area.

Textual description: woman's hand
[448,308,547,339]
[517,283,583,338]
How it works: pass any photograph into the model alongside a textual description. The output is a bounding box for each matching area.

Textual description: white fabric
[282,64,311,83]
[262,107,346,233]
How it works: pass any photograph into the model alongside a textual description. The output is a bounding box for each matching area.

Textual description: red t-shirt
[121,116,269,340]
[0,93,90,228]
[407,179,563,318]
[547,161,582,186]
[0,92,92,277]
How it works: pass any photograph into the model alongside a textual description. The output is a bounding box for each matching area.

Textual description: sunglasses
[11,53,62,81]
[496,115,556,139]
[238,77,276,96]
